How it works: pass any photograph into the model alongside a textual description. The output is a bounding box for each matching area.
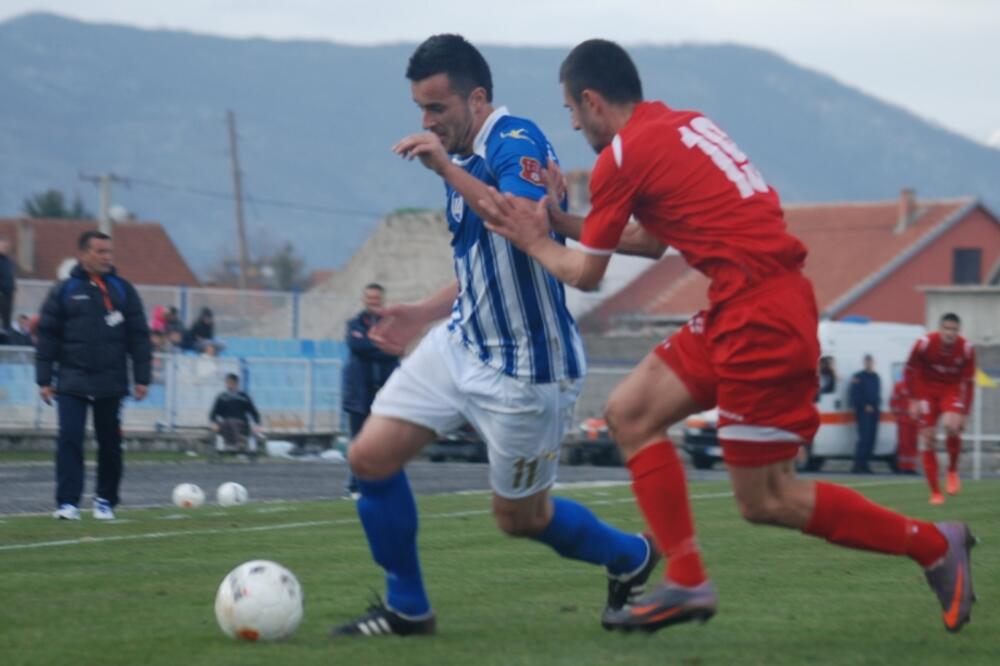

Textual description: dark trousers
[853,409,878,472]
[55,394,123,507]
[345,410,370,492]
[0,290,11,330]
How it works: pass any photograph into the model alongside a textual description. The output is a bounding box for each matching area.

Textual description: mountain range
[2,12,998,274]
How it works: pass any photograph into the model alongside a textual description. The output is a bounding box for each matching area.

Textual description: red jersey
[579,101,808,305]
[904,332,975,405]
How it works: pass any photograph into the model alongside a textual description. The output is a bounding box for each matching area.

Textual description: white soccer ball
[217,482,249,507]
[172,483,205,508]
[214,560,304,642]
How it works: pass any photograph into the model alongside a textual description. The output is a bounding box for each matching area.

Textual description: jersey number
[678,117,768,199]
[512,457,539,489]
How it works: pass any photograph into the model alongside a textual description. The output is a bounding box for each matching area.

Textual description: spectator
[164,306,184,337]
[0,236,15,334]
[209,373,262,453]
[6,314,34,347]
[341,283,400,497]
[816,355,837,401]
[36,230,151,521]
[149,305,168,333]
[849,354,881,473]
[890,379,919,475]
[150,329,169,353]
[182,307,216,352]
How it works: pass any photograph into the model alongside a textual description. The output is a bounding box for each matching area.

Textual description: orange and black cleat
[601,580,717,633]
[924,521,977,633]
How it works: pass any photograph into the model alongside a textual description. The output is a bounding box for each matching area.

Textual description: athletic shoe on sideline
[930,492,946,505]
[946,471,962,496]
[329,598,436,638]
[92,498,116,520]
[53,504,80,520]
[925,521,977,632]
[606,533,662,612]
[601,580,717,633]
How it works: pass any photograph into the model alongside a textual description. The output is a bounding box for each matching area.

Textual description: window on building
[952,248,982,285]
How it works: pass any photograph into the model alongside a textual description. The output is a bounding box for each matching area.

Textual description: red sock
[923,450,941,493]
[946,435,961,472]
[803,481,947,568]
[626,441,706,587]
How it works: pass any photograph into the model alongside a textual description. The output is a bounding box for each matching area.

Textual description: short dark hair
[364,283,384,292]
[941,313,961,325]
[225,373,239,383]
[78,230,110,251]
[560,39,643,105]
[406,34,493,102]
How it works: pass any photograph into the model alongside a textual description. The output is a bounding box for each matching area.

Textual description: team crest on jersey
[450,191,465,219]
[519,156,543,185]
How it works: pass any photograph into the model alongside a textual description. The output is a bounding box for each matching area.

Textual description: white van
[682,320,925,471]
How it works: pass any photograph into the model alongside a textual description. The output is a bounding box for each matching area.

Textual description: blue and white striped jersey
[445,107,585,384]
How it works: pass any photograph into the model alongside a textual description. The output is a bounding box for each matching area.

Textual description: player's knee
[491,500,548,537]
[347,441,399,481]
[734,495,782,525]
[604,393,646,452]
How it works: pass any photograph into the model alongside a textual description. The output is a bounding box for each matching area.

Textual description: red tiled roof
[0,218,198,286]
[585,197,979,326]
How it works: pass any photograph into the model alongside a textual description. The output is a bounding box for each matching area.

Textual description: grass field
[0,476,996,665]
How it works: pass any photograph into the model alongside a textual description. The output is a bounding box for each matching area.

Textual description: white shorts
[371,324,582,499]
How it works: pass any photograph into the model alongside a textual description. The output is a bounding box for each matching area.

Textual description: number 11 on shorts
[512,457,539,490]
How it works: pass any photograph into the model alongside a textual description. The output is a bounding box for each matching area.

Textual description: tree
[204,235,309,292]
[23,189,93,219]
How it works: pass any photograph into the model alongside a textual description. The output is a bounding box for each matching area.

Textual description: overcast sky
[2,0,998,146]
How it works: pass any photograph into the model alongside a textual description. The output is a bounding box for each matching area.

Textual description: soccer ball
[217,482,249,507]
[172,483,205,508]
[214,560,303,641]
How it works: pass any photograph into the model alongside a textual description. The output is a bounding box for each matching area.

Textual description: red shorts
[655,271,820,468]
[915,389,967,428]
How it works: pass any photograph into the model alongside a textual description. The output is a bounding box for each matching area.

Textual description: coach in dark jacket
[36,230,151,520]
[341,283,399,495]
[849,354,881,474]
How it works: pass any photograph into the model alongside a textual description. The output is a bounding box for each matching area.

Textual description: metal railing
[10,280,354,340]
[0,347,342,433]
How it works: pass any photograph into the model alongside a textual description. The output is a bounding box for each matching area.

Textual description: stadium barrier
[0,347,342,434]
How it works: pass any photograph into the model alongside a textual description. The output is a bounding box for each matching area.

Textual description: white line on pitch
[0,478,921,553]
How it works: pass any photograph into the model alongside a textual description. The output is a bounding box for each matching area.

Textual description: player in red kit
[478,39,977,634]
[905,313,975,504]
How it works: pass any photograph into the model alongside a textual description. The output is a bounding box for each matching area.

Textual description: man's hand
[478,188,551,253]
[541,158,568,218]
[908,399,921,421]
[133,384,148,402]
[39,385,55,406]
[864,404,875,413]
[210,422,220,433]
[369,304,430,356]
[393,132,451,176]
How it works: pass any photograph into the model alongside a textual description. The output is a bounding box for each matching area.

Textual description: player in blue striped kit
[330,34,655,638]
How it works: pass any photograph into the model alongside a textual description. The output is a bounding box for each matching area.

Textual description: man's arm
[124,281,152,394]
[245,393,261,425]
[477,190,610,291]
[368,281,460,356]
[34,283,62,394]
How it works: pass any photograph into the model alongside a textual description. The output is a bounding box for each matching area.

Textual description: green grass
[0,477,997,665]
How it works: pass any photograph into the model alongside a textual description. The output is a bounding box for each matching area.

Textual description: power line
[126,176,384,218]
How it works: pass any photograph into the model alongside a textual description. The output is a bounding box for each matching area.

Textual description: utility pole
[79,172,129,236]
[226,110,250,290]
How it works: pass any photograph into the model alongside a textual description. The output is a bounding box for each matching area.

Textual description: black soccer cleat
[329,598,436,638]
[605,533,662,612]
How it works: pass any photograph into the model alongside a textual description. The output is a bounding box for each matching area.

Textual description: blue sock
[356,471,431,616]
[533,496,648,576]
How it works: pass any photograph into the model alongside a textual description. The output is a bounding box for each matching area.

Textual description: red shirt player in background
[890,379,920,474]
[905,313,975,504]
[479,39,976,634]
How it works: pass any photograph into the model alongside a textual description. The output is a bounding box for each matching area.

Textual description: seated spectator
[6,314,34,346]
[182,307,217,352]
[209,373,262,453]
[164,306,184,337]
[150,330,169,353]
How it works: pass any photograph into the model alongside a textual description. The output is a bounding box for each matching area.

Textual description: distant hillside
[2,12,998,274]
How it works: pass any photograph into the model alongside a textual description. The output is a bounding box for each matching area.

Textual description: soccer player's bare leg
[341,414,438,629]
[919,422,944,504]
[941,412,964,495]
[602,352,717,631]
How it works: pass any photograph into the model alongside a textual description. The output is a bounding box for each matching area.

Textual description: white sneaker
[53,504,81,520]
[92,498,116,520]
